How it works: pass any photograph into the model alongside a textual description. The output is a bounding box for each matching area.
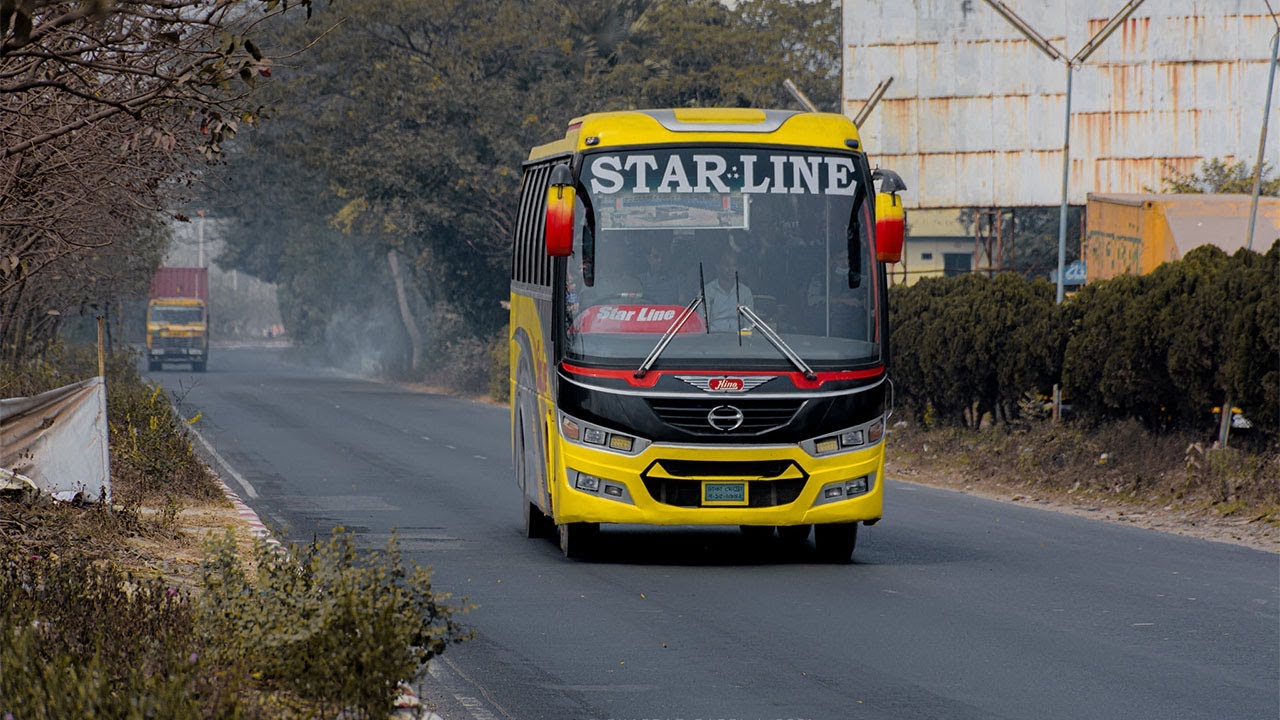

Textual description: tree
[1218,242,1280,443]
[208,0,844,382]
[603,0,840,111]
[0,0,311,359]
[1156,158,1280,195]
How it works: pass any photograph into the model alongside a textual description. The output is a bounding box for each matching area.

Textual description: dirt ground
[890,461,1280,553]
[885,426,1280,554]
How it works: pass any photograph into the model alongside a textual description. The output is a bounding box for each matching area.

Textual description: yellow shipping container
[1083,193,1280,282]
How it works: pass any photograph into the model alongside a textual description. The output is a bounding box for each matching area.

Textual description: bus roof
[527,108,861,162]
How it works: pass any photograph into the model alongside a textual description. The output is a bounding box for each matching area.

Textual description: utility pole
[984,0,1144,303]
[196,209,206,267]
[1246,30,1280,253]
[983,0,1145,420]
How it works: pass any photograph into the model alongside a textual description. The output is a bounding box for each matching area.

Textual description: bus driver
[703,246,753,332]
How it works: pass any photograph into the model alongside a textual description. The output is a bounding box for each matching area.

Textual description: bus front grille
[646,398,804,435]
[641,477,806,508]
[640,459,808,508]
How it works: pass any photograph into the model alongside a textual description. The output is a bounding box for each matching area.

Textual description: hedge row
[888,242,1279,443]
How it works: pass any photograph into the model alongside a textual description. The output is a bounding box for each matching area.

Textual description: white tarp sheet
[0,377,111,502]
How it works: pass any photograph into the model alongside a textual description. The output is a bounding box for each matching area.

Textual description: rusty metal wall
[844,1,1279,208]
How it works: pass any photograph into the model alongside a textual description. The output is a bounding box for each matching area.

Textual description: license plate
[702,481,747,506]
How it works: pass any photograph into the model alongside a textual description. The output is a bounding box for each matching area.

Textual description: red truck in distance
[146,267,209,372]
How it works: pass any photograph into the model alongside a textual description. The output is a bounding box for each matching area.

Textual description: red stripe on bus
[560,363,884,389]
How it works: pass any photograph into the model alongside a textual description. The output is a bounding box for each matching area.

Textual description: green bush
[890,273,1059,427]
[1061,273,1170,425]
[2,346,470,718]
[109,380,224,506]
[890,241,1277,446]
[1064,243,1279,441]
[0,529,471,720]
[196,528,472,720]
[0,552,238,720]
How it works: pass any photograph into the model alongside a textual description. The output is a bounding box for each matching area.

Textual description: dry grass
[886,419,1280,552]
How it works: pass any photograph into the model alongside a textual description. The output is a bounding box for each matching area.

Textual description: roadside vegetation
[1,349,470,718]
[0,0,317,363]
[885,243,1280,539]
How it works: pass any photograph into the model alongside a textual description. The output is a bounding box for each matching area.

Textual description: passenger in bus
[638,240,685,303]
[587,272,642,304]
[704,246,753,332]
[806,252,868,338]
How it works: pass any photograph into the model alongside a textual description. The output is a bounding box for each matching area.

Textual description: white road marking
[189,427,258,499]
[422,436,432,441]
[473,455,488,461]
[438,656,514,720]
[447,445,456,450]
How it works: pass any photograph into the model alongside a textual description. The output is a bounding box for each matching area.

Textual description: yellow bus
[509,108,904,561]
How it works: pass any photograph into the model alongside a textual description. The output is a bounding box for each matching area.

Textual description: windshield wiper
[738,305,817,381]
[634,292,705,378]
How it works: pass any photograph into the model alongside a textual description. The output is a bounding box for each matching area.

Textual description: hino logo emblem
[675,375,775,393]
[708,377,744,392]
[707,405,745,432]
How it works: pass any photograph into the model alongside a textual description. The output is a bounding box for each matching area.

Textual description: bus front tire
[739,525,774,544]
[814,522,858,563]
[148,360,160,372]
[523,499,552,539]
[777,524,811,549]
[558,522,599,560]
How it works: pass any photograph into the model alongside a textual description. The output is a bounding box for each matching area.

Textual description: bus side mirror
[875,192,904,264]
[872,168,907,264]
[545,164,575,257]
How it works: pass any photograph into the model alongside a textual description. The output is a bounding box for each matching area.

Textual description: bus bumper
[551,439,884,527]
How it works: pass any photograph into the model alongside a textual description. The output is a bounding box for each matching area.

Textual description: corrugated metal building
[844,1,1279,209]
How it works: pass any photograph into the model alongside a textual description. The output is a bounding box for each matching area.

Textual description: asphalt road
[150,348,1279,720]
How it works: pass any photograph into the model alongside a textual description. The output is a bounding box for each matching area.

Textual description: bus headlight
[867,419,884,443]
[559,412,648,455]
[569,470,634,504]
[561,416,581,441]
[813,473,875,506]
[803,416,887,457]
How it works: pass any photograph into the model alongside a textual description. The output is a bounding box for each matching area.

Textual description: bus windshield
[562,147,880,370]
